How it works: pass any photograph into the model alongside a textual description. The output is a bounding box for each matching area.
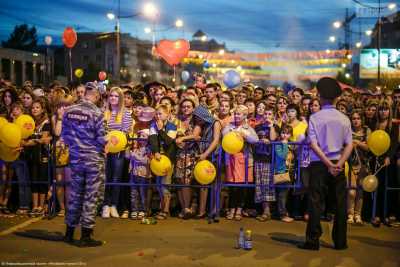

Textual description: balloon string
[173,65,176,81]
[69,49,73,83]
[373,159,385,176]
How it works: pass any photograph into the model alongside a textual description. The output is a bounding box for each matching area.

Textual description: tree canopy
[2,24,38,51]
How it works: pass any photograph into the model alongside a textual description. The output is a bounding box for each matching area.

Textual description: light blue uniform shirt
[308,104,352,162]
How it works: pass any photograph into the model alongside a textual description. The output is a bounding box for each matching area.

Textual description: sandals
[256,213,271,222]
[130,212,138,220]
[155,212,168,220]
[226,210,235,220]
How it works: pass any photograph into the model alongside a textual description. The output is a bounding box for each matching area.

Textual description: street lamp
[365,29,373,36]
[345,73,350,79]
[388,3,397,10]
[201,35,208,42]
[355,41,362,48]
[175,19,184,28]
[333,21,342,29]
[143,2,159,20]
[218,49,225,55]
[107,12,115,20]
[144,27,152,34]
[329,36,336,42]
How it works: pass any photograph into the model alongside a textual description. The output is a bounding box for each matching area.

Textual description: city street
[0,216,399,267]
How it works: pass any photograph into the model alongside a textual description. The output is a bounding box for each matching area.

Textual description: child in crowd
[128,129,152,220]
[148,104,177,220]
[274,124,294,223]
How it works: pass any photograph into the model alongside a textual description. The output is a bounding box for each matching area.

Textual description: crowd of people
[0,75,399,228]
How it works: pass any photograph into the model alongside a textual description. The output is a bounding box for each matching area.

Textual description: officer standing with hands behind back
[61,81,107,247]
[298,77,353,251]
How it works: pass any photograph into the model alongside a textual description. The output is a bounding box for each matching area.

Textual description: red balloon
[98,71,107,81]
[62,27,77,48]
[156,39,190,66]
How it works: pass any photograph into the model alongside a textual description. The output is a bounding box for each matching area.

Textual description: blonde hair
[233,104,249,116]
[155,104,170,115]
[105,87,125,124]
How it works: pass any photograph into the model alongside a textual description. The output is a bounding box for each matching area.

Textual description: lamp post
[107,1,158,82]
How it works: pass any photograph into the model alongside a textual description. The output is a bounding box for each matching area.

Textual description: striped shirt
[107,109,133,133]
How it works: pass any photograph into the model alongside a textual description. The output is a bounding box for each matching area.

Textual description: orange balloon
[156,39,190,66]
[62,27,77,48]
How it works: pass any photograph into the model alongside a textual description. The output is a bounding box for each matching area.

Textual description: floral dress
[174,119,199,185]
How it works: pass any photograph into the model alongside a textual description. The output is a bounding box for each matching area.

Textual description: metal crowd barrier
[0,139,398,224]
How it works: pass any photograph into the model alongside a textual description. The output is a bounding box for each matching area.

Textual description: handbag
[273,172,291,185]
[56,145,70,167]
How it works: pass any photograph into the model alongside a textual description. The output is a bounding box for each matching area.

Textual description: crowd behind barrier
[0,78,399,227]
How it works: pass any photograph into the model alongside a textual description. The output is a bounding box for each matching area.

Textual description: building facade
[0,47,53,86]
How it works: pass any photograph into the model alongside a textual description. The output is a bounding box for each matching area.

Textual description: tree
[2,24,38,51]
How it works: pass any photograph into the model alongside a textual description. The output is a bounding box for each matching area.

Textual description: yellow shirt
[290,121,308,142]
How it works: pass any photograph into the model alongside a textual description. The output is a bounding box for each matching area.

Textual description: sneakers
[120,210,129,219]
[347,214,354,224]
[110,206,119,218]
[57,209,66,217]
[281,216,294,223]
[137,211,145,220]
[102,205,110,218]
[354,215,363,224]
[16,209,30,216]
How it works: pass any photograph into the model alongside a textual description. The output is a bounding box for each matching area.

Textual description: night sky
[0,0,396,52]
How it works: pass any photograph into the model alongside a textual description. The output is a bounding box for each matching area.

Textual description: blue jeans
[12,160,31,209]
[104,153,125,206]
[276,187,289,217]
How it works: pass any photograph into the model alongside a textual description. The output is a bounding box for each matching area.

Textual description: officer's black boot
[63,226,75,244]
[77,227,103,247]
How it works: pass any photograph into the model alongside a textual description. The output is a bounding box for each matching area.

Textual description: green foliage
[2,24,38,51]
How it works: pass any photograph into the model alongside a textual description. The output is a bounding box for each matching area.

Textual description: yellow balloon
[222,131,244,154]
[0,117,7,128]
[106,130,127,153]
[345,161,349,179]
[150,155,172,176]
[74,68,84,78]
[367,130,390,156]
[362,175,378,192]
[194,160,216,185]
[0,123,22,148]
[15,115,35,139]
[0,143,20,162]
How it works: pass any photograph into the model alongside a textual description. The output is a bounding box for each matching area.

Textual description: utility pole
[344,9,356,50]
[116,0,121,83]
[377,0,382,85]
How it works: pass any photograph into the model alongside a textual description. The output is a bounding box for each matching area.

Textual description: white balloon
[44,36,53,46]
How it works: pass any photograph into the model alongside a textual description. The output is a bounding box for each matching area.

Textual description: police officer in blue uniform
[61,82,106,247]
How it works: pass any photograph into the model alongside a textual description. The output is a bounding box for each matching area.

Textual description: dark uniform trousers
[306,161,347,248]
